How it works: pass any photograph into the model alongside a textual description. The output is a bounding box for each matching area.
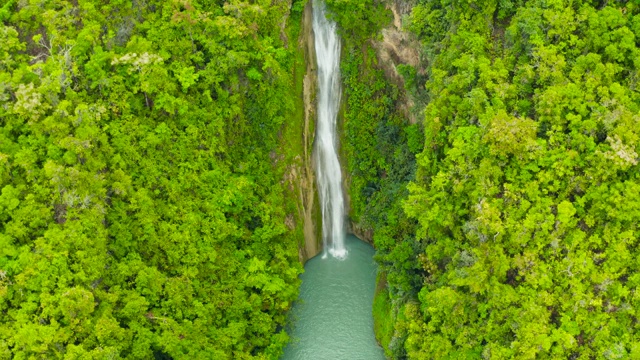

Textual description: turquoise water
[282,235,385,360]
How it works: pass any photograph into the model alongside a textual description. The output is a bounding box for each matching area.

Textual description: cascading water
[313,0,347,259]
[281,6,385,357]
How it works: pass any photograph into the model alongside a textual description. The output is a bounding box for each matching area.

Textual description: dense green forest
[403,0,640,354]
[2,0,640,358]
[327,0,640,358]
[0,0,306,358]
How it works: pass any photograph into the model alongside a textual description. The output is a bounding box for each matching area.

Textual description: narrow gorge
[281,0,389,358]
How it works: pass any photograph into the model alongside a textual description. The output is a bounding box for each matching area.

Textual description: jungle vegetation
[2,0,640,358]
[0,0,305,358]
[328,0,640,358]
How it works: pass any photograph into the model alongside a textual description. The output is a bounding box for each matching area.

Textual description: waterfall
[313,0,347,259]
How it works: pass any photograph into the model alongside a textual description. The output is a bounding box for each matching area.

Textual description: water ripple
[282,236,385,360]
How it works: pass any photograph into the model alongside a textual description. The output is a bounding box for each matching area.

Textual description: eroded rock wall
[373,0,423,124]
[285,2,323,263]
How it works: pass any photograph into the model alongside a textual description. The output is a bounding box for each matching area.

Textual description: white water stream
[281,6,386,358]
[313,0,347,259]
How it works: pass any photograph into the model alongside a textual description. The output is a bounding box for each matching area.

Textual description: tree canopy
[3,0,640,358]
[0,0,304,358]
[327,0,640,358]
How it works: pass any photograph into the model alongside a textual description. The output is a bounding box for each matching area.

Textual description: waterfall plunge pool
[281,1,384,358]
[281,235,386,360]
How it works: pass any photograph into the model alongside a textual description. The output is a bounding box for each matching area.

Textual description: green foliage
[372,273,394,358]
[340,45,424,298]
[402,0,640,358]
[0,1,14,23]
[0,0,304,358]
[324,0,640,357]
[325,0,391,44]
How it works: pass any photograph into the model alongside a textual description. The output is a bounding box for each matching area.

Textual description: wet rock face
[349,221,374,244]
[372,0,424,124]
[298,1,322,263]
[282,1,321,265]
